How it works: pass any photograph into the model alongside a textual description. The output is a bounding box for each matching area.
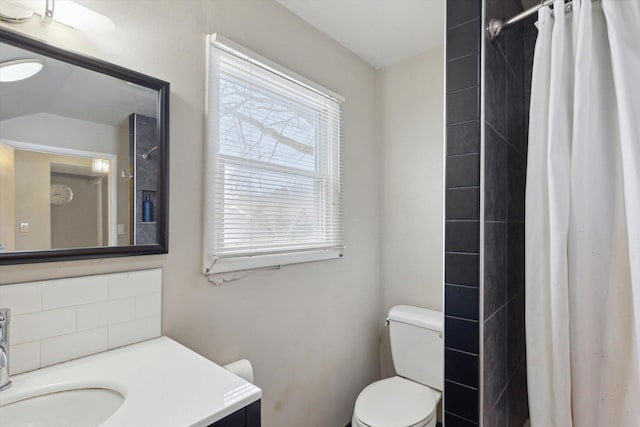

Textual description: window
[203,35,344,274]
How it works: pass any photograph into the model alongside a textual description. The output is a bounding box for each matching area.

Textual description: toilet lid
[354,376,439,427]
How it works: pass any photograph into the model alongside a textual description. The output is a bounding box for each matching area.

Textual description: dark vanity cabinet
[208,400,261,427]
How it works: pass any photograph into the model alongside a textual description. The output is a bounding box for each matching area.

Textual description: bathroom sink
[0,338,261,426]
[0,386,124,426]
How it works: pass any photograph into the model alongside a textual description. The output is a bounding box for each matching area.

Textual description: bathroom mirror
[0,27,169,264]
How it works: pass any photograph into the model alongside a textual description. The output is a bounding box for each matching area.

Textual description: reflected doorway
[50,167,108,249]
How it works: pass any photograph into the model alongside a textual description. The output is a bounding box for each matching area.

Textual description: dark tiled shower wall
[444,1,481,425]
[131,114,159,245]
[446,1,535,425]
[482,0,535,424]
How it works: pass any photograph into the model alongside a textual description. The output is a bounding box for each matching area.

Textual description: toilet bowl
[352,306,444,427]
[352,376,440,427]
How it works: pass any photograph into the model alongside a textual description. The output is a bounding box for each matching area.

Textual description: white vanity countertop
[0,336,262,426]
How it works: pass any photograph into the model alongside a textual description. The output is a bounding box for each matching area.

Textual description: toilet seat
[353,376,440,427]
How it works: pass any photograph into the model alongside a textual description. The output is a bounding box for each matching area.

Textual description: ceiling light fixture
[0,1,34,22]
[2,0,115,34]
[92,158,110,174]
[0,59,44,82]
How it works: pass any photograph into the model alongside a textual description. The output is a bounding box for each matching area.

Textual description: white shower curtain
[526,1,640,426]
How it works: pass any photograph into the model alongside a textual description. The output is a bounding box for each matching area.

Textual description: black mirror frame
[0,27,169,265]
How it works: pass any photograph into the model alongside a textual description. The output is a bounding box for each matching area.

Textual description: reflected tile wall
[132,114,159,245]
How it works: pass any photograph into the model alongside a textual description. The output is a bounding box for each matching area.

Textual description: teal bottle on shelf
[143,195,153,222]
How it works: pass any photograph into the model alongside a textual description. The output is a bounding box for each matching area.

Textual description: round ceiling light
[0,1,34,23]
[0,59,44,82]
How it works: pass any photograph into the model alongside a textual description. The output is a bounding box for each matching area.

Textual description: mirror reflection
[0,40,162,253]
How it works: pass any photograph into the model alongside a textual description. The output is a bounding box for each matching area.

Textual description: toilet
[352,305,443,427]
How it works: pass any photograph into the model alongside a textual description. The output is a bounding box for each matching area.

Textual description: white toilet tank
[388,305,444,391]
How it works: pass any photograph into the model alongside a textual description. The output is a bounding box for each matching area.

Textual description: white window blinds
[203,35,344,274]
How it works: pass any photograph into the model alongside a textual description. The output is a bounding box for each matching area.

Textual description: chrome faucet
[0,308,11,391]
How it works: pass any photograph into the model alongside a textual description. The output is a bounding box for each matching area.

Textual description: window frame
[203,34,344,275]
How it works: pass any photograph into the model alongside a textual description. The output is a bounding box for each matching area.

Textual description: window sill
[204,248,342,275]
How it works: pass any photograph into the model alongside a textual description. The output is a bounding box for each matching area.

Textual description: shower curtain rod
[488,0,571,40]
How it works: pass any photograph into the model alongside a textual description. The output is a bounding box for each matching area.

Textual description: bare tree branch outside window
[218,76,324,251]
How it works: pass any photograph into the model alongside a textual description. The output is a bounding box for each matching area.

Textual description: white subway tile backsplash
[42,275,108,310]
[135,292,161,319]
[109,269,162,299]
[109,315,161,349]
[3,269,161,374]
[0,283,42,315]
[77,298,135,331]
[12,308,76,345]
[9,341,41,375]
[41,328,108,367]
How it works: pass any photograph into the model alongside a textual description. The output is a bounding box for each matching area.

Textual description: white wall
[376,47,445,376]
[0,113,120,155]
[0,1,381,426]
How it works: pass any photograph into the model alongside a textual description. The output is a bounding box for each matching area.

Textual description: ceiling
[0,1,446,128]
[276,0,445,69]
[0,42,157,128]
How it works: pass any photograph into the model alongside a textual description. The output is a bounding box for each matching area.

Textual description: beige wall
[116,123,131,246]
[13,150,95,251]
[0,2,381,426]
[0,143,15,251]
[376,47,445,377]
[14,150,52,251]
